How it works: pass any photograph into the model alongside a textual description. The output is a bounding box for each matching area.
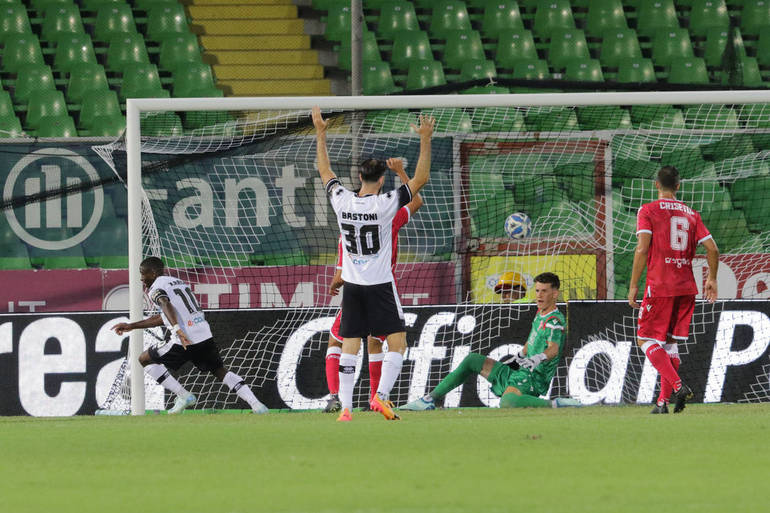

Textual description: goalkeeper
[402,272,580,410]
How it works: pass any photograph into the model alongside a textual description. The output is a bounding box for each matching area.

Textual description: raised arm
[111,314,164,335]
[702,237,719,303]
[628,232,651,309]
[387,157,423,214]
[312,106,337,187]
[407,114,436,195]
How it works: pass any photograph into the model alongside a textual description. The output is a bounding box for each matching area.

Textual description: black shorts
[340,281,405,339]
[148,338,224,373]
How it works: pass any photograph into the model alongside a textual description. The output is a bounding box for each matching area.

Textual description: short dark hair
[359,158,387,183]
[534,272,560,290]
[140,256,164,273]
[657,165,680,191]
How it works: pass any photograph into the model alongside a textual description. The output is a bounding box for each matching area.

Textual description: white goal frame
[126,90,770,415]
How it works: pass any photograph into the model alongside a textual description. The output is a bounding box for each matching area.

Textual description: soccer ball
[504,212,532,239]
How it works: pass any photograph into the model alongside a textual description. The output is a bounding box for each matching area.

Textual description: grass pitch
[1,404,768,513]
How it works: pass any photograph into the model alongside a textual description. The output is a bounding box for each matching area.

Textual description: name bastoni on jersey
[341,212,379,221]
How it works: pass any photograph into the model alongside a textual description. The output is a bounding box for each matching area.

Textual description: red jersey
[337,206,410,273]
[636,199,712,297]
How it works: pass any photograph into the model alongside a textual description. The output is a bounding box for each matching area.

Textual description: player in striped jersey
[323,158,423,413]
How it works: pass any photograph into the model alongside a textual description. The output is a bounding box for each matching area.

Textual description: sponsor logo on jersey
[665,257,691,268]
[186,315,206,326]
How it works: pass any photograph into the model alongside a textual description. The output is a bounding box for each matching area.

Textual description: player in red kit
[628,166,719,414]
[322,158,423,413]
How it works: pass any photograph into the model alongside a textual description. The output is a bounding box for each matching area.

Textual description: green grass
[1,404,769,513]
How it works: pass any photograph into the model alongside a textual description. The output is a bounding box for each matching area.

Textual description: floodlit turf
[1,404,768,513]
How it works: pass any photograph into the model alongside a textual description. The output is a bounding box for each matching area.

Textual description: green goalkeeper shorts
[487,362,537,397]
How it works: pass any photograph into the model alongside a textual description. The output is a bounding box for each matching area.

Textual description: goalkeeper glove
[499,350,527,371]
[519,352,548,371]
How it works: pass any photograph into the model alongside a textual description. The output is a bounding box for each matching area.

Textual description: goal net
[92,92,770,414]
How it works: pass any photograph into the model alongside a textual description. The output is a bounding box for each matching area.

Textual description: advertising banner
[2,301,769,416]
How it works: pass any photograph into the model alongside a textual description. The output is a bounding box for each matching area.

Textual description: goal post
[115,91,770,415]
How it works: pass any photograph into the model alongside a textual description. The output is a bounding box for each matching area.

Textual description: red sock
[326,349,341,395]
[645,343,681,394]
[369,360,382,401]
[658,356,681,404]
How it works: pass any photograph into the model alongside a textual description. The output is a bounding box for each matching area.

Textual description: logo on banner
[3,148,104,250]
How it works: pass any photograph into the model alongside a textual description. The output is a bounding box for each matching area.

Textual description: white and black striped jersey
[148,275,212,345]
[326,179,412,285]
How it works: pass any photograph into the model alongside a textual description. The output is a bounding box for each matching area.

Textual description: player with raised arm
[111,257,268,414]
[323,158,423,413]
[402,273,580,410]
[628,166,719,414]
[312,106,434,421]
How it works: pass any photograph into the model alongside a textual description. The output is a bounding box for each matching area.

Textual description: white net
[93,95,770,412]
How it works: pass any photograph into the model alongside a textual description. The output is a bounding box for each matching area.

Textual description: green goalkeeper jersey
[525,308,566,392]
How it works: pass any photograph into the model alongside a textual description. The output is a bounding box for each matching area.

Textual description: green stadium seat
[667,57,708,84]
[481,1,524,39]
[0,115,23,138]
[703,134,755,161]
[423,108,473,132]
[324,2,350,43]
[630,105,681,126]
[553,161,595,203]
[586,0,627,37]
[636,0,679,38]
[533,0,575,39]
[26,90,67,130]
[617,57,656,83]
[364,109,412,132]
[756,27,770,67]
[41,5,85,43]
[470,106,523,131]
[0,90,12,117]
[391,30,433,71]
[183,94,231,131]
[87,114,125,136]
[376,1,419,40]
[362,61,399,94]
[524,108,579,131]
[66,63,109,103]
[94,4,137,42]
[29,0,70,11]
[565,59,604,82]
[1,34,44,73]
[577,106,632,130]
[0,4,32,45]
[106,33,150,73]
[659,148,710,179]
[652,29,694,67]
[406,60,446,89]
[705,27,745,68]
[172,63,219,97]
[741,0,770,37]
[689,0,729,37]
[600,29,642,68]
[12,64,56,104]
[429,0,472,39]
[548,29,589,69]
[443,30,484,70]
[338,31,381,71]
[147,4,189,42]
[459,59,497,81]
[141,112,183,136]
[723,56,762,86]
[79,89,121,129]
[704,209,751,251]
[470,192,516,238]
[53,34,97,73]
[731,176,770,232]
[34,115,77,137]
[495,29,537,68]
[159,33,203,72]
[513,174,562,205]
[120,64,169,100]
[511,58,549,79]
[621,178,657,208]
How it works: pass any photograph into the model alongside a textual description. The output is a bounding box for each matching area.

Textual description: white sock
[338,353,357,411]
[223,371,264,410]
[145,364,187,397]
[376,351,404,399]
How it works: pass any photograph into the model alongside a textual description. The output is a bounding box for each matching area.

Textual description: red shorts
[329,310,386,343]
[637,295,695,344]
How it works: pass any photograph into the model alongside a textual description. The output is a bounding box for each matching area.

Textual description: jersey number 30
[670,216,689,251]
[341,223,380,255]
